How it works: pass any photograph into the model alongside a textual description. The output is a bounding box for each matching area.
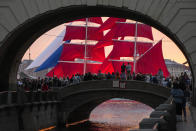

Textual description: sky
[22,18,187,65]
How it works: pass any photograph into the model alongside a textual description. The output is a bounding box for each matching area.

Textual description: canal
[41,98,153,131]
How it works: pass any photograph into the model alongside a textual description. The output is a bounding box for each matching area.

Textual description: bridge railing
[52,80,171,92]
[0,91,59,107]
[50,79,171,89]
[130,96,176,131]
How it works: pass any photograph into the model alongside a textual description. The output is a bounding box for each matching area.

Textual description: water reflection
[89,98,153,130]
[41,98,153,131]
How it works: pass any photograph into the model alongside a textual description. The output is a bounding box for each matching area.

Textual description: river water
[41,98,153,131]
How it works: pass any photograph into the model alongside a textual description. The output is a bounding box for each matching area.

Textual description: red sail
[136,42,153,55]
[110,41,134,58]
[47,63,83,78]
[86,63,102,74]
[87,45,105,61]
[99,60,114,74]
[63,26,103,41]
[46,63,65,78]
[62,63,83,77]
[46,62,101,78]
[99,53,115,74]
[113,23,154,40]
[94,28,117,49]
[60,44,84,61]
[98,17,126,32]
[109,41,153,58]
[74,17,103,24]
[60,44,105,61]
[136,40,170,77]
[95,23,154,48]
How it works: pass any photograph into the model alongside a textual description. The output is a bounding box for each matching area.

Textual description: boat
[28,17,169,78]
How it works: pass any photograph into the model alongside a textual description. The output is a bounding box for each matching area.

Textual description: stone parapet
[0,91,58,106]
[150,111,174,131]
[139,118,168,131]
[130,98,176,131]
[0,91,60,131]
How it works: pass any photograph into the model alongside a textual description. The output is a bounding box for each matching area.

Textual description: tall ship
[27,17,169,78]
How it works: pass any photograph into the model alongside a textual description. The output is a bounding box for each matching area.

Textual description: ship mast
[84,18,88,75]
[110,21,140,66]
[133,21,138,73]
[29,48,31,60]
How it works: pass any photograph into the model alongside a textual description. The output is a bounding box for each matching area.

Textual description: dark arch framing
[0,5,194,91]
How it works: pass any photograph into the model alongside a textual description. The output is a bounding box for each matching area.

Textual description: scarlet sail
[136,40,169,77]
[95,23,154,48]
[63,26,103,41]
[47,62,101,78]
[99,57,115,74]
[60,43,105,61]
[60,44,84,61]
[112,23,154,40]
[109,41,153,59]
[98,17,126,32]
[45,17,169,78]
[46,63,65,78]
[47,62,83,78]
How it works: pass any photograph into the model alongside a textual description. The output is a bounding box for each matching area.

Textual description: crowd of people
[17,68,192,91]
[170,72,192,122]
[17,63,192,123]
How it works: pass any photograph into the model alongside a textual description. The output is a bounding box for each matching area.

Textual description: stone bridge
[57,80,171,124]
[0,80,171,130]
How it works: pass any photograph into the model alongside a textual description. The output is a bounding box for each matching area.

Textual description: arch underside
[0,0,195,104]
[60,89,167,124]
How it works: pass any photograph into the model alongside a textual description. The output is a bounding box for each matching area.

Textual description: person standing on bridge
[115,71,120,80]
[171,81,184,122]
[121,63,126,80]
[157,68,164,85]
[42,82,48,91]
[126,62,132,80]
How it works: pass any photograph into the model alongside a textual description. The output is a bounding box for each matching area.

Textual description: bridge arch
[58,80,170,124]
[0,0,195,104]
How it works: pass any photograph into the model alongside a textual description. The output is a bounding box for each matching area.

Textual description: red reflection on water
[89,99,153,130]
[39,126,56,131]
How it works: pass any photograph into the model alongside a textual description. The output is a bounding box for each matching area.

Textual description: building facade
[165,59,191,77]
[17,60,49,79]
